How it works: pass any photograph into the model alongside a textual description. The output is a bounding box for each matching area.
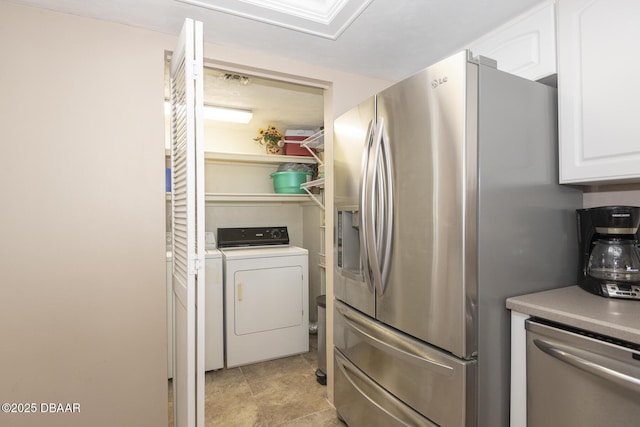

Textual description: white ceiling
[9,0,546,81]
[193,65,325,131]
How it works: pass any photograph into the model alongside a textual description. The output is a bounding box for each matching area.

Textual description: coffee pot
[577,206,640,299]
[588,238,640,282]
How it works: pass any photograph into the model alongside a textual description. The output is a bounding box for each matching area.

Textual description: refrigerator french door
[334,96,375,318]
[335,53,473,357]
[333,50,583,426]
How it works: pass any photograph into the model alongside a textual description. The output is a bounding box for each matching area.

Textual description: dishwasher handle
[533,338,640,393]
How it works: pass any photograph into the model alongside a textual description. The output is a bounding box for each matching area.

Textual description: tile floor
[169,334,344,426]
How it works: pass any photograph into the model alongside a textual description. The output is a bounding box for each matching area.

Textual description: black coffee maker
[577,206,640,299]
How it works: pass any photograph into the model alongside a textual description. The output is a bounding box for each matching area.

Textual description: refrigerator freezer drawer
[334,349,437,427]
[334,300,476,427]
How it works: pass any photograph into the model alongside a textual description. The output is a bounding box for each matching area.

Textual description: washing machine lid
[221,246,308,260]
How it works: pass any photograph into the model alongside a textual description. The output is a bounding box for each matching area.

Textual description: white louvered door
[170,18,205,427]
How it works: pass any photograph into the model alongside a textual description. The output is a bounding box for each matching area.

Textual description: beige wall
[0,1,389,425]
[0,2,168,427]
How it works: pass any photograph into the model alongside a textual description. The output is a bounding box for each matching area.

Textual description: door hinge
[189,257,201,275]
[192,61,199,79]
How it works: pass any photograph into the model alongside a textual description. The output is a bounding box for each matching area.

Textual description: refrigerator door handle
[533,338,640,393]
[366,118,384,296]
[378,118,394,294]
[367,118,394,296]
[359,119,376,294]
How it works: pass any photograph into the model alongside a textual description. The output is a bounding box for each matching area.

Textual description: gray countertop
[506,286,640,344]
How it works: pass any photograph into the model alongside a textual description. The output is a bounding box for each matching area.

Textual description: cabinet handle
[237,283,243,301]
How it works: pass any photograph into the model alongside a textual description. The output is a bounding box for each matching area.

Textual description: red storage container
[284,130,315,156]
[284,140,314,156]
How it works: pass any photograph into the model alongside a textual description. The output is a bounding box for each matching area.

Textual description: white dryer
[218,227,309,368]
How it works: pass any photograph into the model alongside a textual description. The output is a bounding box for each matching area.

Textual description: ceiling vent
[175,0,373,39]
[222,73,251,85]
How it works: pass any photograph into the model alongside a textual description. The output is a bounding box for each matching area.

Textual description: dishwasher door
[526,319,640,427]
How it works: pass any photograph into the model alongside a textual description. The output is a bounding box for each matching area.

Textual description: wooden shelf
[165,149,316,165]
[205,151,317,165]
[205,193,310,203]
[166,192,311,203]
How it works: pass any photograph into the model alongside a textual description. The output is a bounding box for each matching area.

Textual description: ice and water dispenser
[337,209,362,277]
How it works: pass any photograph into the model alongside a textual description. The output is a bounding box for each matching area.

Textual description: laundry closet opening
[163,53,332,425]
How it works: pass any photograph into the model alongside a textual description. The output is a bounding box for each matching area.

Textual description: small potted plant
[254,125,284,154]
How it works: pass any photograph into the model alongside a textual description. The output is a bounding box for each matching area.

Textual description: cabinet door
[468,2,556,81]
[558,0,640,184]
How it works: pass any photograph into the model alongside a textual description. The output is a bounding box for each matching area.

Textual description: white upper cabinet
[468,1,557,81]
[558,0,640,184]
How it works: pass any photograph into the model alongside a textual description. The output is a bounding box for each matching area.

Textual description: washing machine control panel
[217,226,290,248]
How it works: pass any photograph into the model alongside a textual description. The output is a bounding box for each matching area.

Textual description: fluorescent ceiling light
[203,106,253,123]
[164,102,253,124]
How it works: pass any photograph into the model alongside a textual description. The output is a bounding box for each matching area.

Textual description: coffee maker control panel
[604,283,640,299]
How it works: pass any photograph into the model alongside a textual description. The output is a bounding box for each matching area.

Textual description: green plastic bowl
[270,171,312,194]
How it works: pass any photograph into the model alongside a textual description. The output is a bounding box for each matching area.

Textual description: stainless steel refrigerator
[333,50,583,427]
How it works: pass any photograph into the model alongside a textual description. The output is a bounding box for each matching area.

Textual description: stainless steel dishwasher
[526,318,640,427]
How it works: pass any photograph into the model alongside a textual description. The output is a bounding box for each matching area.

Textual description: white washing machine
[167,248,223,379]
[218,227,309,368]
[203,249,224,371]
